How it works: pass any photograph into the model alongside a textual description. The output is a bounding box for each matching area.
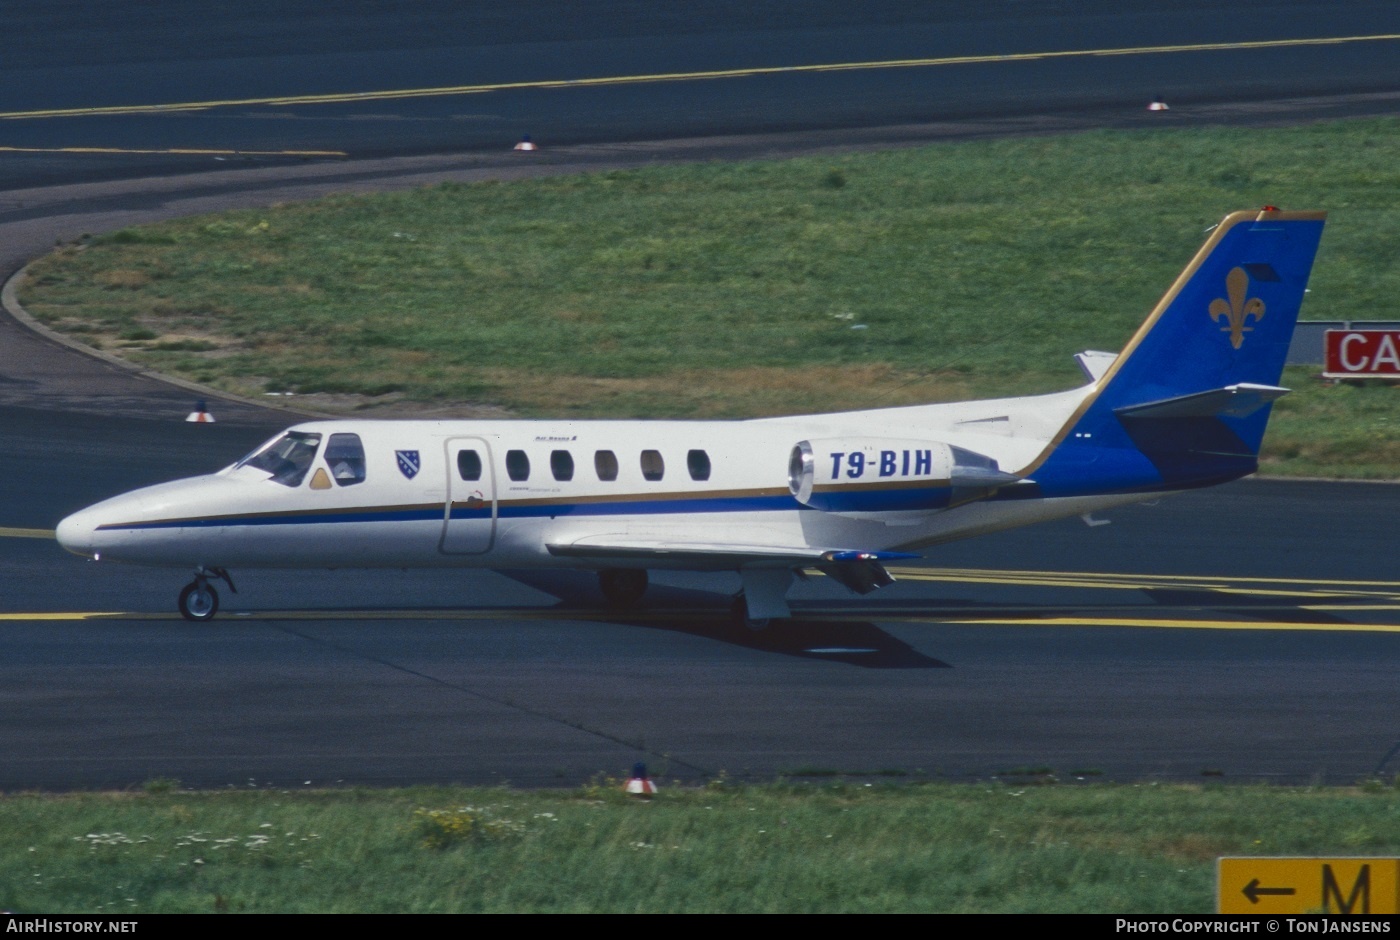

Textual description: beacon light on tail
[57,209,1327,627]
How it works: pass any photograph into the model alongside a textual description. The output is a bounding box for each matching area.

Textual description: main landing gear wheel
[598,569,648,609]
[178,581,219,622]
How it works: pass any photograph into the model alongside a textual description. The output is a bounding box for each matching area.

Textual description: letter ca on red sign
[1324,330,1400,377]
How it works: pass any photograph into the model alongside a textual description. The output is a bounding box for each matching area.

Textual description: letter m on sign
[1322,863,1370,914]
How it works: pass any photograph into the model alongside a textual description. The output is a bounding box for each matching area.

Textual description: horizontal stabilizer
[1114,383,1289,420]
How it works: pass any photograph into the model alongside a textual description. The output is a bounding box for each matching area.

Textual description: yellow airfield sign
[1218,858,1400,915]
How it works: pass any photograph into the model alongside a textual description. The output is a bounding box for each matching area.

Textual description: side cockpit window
[237,431,322,487]
[325,433,366,486]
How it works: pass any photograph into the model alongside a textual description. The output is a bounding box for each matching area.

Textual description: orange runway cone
[185,400,215,423]
[624,762,657,797]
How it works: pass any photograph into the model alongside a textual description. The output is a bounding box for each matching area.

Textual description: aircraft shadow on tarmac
[468,569,1381,668]
[442,565,1394,669]
[624,614,952,669]
[497,569,949,669]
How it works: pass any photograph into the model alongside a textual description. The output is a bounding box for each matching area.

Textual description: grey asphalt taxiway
[2,2,1400,790]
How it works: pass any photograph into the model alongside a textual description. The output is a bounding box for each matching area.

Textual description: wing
[545,536,919,595]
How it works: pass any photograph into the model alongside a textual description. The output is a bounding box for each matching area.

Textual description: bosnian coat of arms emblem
[396,450,421,479]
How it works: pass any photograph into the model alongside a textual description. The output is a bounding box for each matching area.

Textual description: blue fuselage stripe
[100,492,808,531]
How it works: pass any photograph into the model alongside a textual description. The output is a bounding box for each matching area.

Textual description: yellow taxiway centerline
[885,567,1400,600]
[3,33,1397,121]
[0,612,130,620]
[903,578,1393,601]
[2,609,1399,634]
[0,527,55,539]
[0,608,685,622]
[936,616,1400,634]
[887,566,1400,589]
[0,146,347,157]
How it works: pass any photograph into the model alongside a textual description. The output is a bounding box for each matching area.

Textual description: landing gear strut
[598,569,648,609]
[730,568,795,631]
[730,594,772,632]
[178,567,237,622]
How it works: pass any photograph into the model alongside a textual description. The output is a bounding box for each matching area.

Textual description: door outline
[440,437,497,554]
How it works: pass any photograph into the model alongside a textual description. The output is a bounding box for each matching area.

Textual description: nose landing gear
[178,567,237,622]
[178,581,218,621]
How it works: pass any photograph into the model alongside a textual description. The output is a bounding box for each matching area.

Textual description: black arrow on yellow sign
[1243,878,1297,904]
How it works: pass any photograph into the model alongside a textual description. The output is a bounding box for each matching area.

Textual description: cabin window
[550,450,575,481]
[640,450,665,481]
[457,449,483,481]
[594,450,619,481]
[506,449,530,481]
[237,431,322,488]
[687,449,711,481]
[324,433,366,486]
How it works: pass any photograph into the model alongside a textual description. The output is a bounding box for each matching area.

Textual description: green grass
[20,119,1400,476]
[4,781,1400,913]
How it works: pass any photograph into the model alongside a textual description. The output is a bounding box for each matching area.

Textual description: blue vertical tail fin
[1031,208,1326,495]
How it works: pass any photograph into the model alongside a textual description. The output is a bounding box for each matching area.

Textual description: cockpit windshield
[236,431,323,487]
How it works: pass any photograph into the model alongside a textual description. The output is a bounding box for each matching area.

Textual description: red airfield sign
[1324,329,1400,378]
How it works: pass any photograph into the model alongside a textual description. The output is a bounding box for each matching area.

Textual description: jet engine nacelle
[787,438,957,514]
[788,438,1019,514]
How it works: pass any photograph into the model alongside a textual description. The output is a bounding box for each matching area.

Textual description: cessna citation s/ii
[58,208,1325,626]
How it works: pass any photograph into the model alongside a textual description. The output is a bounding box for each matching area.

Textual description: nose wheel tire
[178,581,220,622]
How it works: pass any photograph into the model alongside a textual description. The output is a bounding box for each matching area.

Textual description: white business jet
[57,208,1326,625]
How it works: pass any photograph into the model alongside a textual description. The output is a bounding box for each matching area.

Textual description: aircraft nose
[56,509,99,558]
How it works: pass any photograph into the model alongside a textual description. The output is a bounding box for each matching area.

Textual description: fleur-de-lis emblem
[1209,266,1266,349]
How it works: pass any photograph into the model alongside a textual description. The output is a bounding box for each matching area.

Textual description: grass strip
[5,780,1400,913]
[19,119,1400,477]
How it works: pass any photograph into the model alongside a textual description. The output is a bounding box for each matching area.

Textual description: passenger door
[440,438,496,554]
